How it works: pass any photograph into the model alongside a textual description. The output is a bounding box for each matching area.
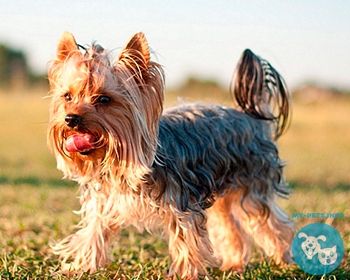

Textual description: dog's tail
[231,49,291,139]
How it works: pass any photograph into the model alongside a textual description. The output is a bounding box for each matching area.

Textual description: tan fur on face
[48,32,164,186]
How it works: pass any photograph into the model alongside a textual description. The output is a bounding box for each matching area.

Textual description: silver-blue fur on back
[149,49,291,217]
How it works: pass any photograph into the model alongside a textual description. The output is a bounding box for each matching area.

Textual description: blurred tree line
[0,43,47,91]
[166,76,233,106]
[166,75,350,107]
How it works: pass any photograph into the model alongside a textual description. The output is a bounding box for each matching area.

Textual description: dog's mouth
[65,133,96,154]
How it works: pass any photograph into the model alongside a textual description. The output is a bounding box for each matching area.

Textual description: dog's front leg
[52,187,121,273]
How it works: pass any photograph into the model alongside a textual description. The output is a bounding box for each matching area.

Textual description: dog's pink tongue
[65,134,95,152]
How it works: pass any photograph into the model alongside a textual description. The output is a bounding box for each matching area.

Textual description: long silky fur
[48,32,294,279]
[231,49,291,139]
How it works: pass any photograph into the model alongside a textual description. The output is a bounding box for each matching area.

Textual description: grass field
[0,89,349,279]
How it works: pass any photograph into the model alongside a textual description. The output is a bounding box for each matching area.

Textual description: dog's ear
[118,32,150,80]
[57,31,80,60]
[298,232,308,239]
[317,235,327,242]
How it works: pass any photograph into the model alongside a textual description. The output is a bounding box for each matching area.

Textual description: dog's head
[298,232,326,249]
[47,32,164,183]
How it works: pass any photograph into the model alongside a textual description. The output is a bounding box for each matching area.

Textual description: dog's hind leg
[207,187,294,271]
[241,197,295,265]
[229,182,294,266]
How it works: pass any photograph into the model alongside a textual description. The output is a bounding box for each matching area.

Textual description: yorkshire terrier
[47,31,295,279]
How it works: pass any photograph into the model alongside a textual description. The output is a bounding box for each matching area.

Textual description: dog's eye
[95,95,112,105]
[64,93,72,102]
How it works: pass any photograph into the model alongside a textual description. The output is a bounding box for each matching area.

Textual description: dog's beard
[48,102,158,187]
[49,117,113,182]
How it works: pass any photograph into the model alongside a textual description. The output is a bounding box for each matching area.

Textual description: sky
[0,0,349,91]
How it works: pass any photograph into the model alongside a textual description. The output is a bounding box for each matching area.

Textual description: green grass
[0,89,350,279]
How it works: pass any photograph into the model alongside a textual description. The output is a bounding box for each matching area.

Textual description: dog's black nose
[65,114,82,128]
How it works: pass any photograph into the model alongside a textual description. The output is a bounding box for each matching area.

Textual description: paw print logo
[292,223,344,275]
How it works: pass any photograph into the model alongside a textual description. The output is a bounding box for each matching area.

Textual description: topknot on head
[80,43,105,62]
[54,31,108,66]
